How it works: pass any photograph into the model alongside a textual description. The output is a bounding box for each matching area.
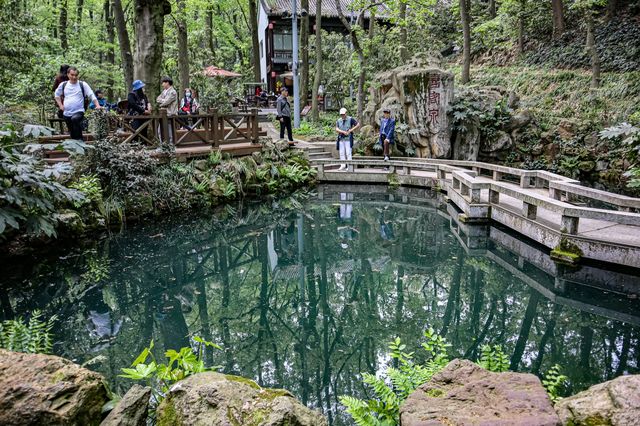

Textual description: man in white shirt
[54,66,102,140]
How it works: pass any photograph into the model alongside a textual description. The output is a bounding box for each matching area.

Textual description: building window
[260,41,263,58]
[273,32,292,51]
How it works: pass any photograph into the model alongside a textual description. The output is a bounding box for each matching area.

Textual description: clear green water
[2,184,640,424]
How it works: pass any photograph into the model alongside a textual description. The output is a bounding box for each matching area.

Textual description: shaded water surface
[2,185,640,424]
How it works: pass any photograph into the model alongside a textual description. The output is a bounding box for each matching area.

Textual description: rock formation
[555,374,640,425]
[363,52,454,158]
[400,359,560,425]
[0,349,110,426]
[100,384,151,426]
[156,372,327,426]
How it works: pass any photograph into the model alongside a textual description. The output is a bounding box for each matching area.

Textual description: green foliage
[69,174,103,208]
[600,122,640,188]
[0,310,57,354]
[120,337,222,404]
[477,344,510,372]
[1,125,84,237]
[542,364,568,402]
[339,329,451,426]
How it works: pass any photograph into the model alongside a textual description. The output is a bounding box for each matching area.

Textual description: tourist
[379,108,395,162]
[276,88,293,143]
[90,90,109,110]
[127,80,151,132]
[53,66,102,140]
[156,76,178,115]
[52,64,70,118]
[335,107,360,171]
[179,88,200,128]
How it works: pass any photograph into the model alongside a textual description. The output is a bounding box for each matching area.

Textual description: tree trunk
[335,0,365,117]
[205,4,215,60]
[59,0,68,51]
[176,0,189,89]
[460,0,471,84]
[551,0,565,39]
[76,0,84,27]
[311,1,323,121]
[112,0,134,92]
[586,13,601,88]
[133,0,171,102]
[607,0,618,22]
[488,0,496,19]
[104,0,116,100]
[399,0,408,61]
[248,0,261,82]
[301,0,310,105]
[509,288,541,371]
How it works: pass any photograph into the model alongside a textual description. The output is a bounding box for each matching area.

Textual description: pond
[2,184,640,425]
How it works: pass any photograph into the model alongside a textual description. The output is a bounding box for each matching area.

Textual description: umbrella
[203,66,242,78]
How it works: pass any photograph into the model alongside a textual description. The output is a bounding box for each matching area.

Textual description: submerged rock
[100,384,150,426]
[400,359,560,426]
[156,372,327,426]
[555,374,640,426]
[0,349,109,426]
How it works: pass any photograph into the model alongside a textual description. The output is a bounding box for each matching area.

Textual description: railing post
[561,215,579,234]
[489,189,500,204]
[471,188,481,203]
[347,162,354,173]
[438,168,447,180]
[522,202,537,220]
[549,187,562,200]
[453,177,460,190]
[520,174,530,188]
[493,171,502,181]
[159,108,169,144]
[460,183,469,197]
[402,166,410,175]
[212,109,218,147]
[318,163,325,179]
[251,108,259,143]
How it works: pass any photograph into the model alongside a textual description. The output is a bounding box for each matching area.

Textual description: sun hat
[132,80,145,91]
[339,107,347,115]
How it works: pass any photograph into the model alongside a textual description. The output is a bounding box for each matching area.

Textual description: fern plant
[477,344,510,372]
[339,329,451,426]
[0,310,57,354]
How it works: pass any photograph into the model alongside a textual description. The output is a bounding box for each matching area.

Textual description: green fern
[542,364,567,402]
[477,344,510,372]
[0,310,57,354]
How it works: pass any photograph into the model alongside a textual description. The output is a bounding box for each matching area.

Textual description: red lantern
[268,23,274,29]
[271,71,276,77]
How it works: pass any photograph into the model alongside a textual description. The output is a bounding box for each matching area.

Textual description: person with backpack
[52,64,70,119]
[178,88,199,128]
[127,80,151,133]
[54,66,102,140]
[335,107,360,171]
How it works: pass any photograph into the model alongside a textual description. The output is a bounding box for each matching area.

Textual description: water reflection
[2,185,640,425]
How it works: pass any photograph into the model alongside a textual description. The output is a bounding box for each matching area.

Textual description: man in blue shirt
[54,66,102,140]
[379,108,395,161]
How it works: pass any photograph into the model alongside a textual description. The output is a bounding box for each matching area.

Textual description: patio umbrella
[203,66,242,78]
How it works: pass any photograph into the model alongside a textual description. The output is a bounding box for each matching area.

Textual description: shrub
[0,310,57,354]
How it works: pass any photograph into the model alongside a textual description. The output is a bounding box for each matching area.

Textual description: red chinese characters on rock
[428,75,441,126]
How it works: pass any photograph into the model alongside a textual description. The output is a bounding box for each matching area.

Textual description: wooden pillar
[212,109,218,147]
[522,202,537,220]
[251,108,259,143]
[489,189,500,204]
[561,215,579,234]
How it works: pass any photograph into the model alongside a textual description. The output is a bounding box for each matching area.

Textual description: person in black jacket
[127,80,150,133]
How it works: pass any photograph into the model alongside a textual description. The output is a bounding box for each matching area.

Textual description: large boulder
[555,374,640,426]
[0,349,109,426]
[400,359,560,426]
[100,384,151,426]
[364,52,454,158]
[156,372,327,426]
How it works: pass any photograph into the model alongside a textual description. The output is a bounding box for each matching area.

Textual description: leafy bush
[542,364,568,402]
[120,337,221,404]
[600,122,640,188]
[1,125,84,237]
[0,310,57,354]
[477,344,509,372]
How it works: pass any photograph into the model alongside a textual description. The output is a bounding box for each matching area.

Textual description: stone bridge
[307,154,640,268]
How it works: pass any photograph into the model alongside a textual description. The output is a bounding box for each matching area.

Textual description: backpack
[60,81,90,110]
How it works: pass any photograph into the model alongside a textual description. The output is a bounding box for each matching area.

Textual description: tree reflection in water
[2,186,640,425]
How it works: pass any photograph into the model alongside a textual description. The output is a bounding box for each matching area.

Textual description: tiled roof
[260,0,389,18]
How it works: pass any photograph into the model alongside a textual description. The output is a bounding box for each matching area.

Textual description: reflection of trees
[2,197,640,423]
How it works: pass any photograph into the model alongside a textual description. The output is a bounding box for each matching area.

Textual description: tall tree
[488,0,496,18]
[176,0,190,89]
[607,0,618,21]
[205,3,215,60]
[301,0,310,104]
[112,0,134,91]
[59,0,68,51]
[399,0,408,61]
[104,0,116,100]
[311,0,323,121]
[459,0,471,83]
[76,0,84,27]
[248,0,260,82]
[551,0,565,38]
[585,10,601,88]
[133,0,171,101]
